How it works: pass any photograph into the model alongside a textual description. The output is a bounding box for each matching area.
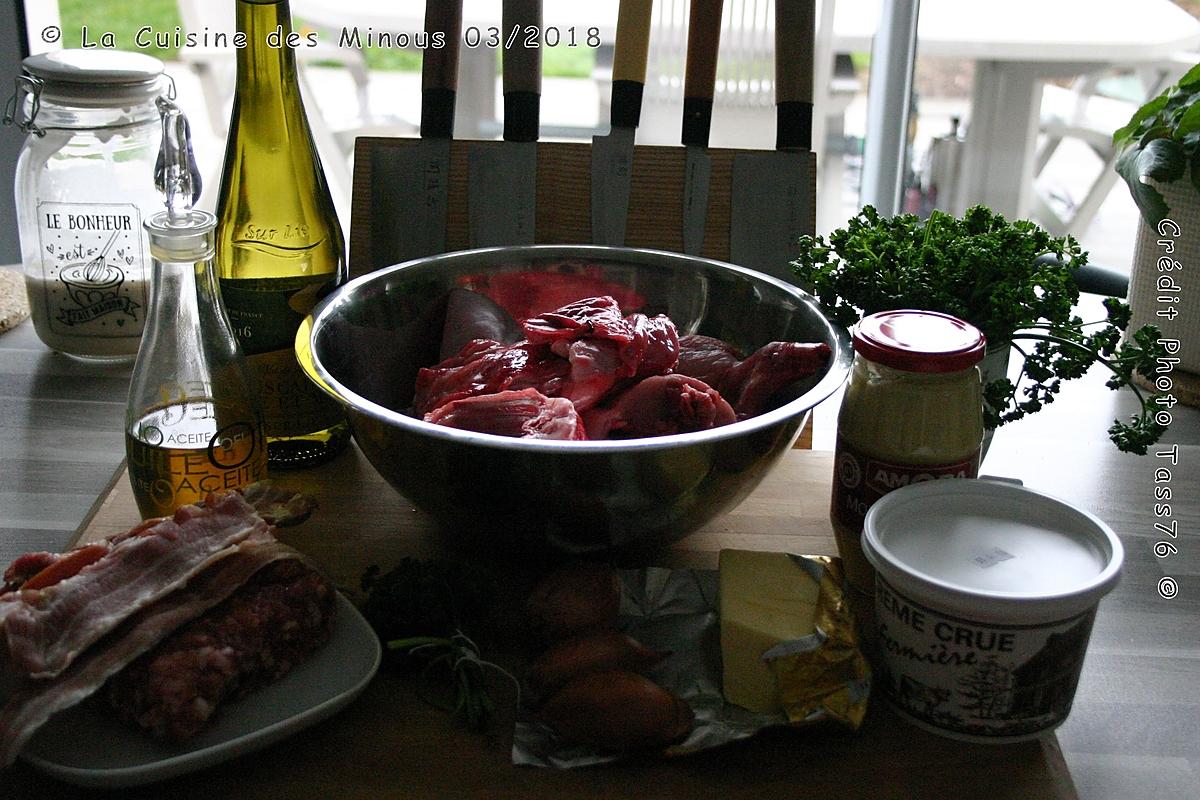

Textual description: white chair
[1031,55,1194,238]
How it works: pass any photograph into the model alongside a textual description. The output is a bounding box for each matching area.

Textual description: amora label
[832,435,980,531]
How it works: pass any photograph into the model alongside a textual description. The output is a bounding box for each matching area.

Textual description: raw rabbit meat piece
[553,338,624,412]
[413,293,829,440]
[415,296,680,416]
[674,334,743,389]
[413,340,570,416]
[718,341,832,418]
[439,287,524,361]
[423,388,587,440]
[583,375,736,439]
[523,295,632,345]
[525,296,680,380]
[675,335,831,418]
[625,313,681,378]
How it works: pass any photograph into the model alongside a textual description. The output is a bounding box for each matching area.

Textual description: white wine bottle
[215,0,349,469]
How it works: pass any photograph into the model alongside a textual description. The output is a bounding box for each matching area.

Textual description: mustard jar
[4,50,171,361]
[830,310,986,592]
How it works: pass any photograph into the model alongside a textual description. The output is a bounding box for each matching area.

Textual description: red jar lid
[852,310,986,373]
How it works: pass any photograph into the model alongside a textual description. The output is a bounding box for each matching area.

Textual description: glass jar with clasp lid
[4,50,172,361]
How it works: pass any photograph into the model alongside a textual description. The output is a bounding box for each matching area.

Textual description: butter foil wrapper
[765,556,870,730]
[512,556,871,768]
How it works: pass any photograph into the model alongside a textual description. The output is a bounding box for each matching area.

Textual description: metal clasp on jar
[3,74,46,137]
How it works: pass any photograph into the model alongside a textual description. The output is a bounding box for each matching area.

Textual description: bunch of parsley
[792,205,1168,454]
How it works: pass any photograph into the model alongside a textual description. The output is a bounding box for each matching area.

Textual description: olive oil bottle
[215,0,349,469]
[128,98,266,519]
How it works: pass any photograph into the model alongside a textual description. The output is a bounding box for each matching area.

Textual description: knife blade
[729,0,815,280]
[370,0,463,268]
[590,0,654,247]
[469,0,542,248]
[681,0,723,256]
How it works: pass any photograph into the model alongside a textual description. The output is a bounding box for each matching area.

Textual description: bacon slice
[1,492,270,679]
[19,545,110,591]
[0,536,301,767]
[3,552,69,594]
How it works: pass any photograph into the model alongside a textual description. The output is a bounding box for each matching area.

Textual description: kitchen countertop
[2,296,1198,797]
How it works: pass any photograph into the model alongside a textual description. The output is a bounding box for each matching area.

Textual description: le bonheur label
[35,202,147,338]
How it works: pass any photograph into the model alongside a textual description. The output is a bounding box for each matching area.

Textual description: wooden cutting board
[7,445,1077,799]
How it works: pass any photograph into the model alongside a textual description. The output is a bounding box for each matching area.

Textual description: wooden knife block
[349,136,816,277]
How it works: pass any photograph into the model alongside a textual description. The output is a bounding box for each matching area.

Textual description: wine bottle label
[32,201,148,342]
[218,274,342,438]
[244,346,344,438]
[218,274,332,356]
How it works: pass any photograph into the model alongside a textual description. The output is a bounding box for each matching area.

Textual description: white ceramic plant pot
[1128,180,1200,375]
[978,343,1011,460]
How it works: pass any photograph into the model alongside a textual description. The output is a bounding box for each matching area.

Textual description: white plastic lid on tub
[862,479,1124,625]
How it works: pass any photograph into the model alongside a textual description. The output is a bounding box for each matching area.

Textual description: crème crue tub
[861,479,1123,743]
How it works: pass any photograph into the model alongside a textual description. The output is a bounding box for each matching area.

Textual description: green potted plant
[1114,62,1200,229]
[1114,62,1200,379]
[792,205,1169,454]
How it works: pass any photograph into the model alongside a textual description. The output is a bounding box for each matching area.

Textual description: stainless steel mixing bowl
[297,245,850,553]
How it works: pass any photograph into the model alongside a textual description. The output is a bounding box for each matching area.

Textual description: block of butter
[718,549,870,726]
[719,549,821,712]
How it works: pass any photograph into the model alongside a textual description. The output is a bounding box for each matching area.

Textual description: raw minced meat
[104,559,335,741]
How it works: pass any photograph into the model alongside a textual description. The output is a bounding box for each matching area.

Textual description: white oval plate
[21,592,381,790]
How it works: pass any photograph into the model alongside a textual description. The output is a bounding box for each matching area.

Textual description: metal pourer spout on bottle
[146,96,208,258]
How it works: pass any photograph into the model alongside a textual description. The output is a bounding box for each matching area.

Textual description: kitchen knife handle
[503,0,543,143]
[775,0,815,150]
[421,0,464,139]
[682,0,724,148]
[611,0,654,129]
